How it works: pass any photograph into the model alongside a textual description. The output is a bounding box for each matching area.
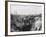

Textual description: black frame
[5,1,45,36]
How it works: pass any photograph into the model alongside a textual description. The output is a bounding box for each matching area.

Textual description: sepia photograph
[5,1,45,36]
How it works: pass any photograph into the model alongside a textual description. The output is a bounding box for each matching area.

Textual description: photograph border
[5,1,45,36]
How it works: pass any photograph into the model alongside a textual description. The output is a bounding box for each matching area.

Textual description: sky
[10,4,42,15]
